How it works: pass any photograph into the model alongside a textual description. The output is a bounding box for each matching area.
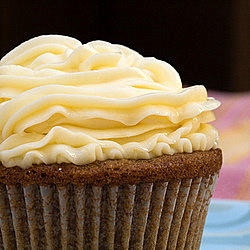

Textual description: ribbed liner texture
[0,173,219,249]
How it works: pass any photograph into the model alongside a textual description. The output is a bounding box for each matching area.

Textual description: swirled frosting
[0,35,220,168]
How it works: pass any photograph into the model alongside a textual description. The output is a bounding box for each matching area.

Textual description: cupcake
[0,35,222,249]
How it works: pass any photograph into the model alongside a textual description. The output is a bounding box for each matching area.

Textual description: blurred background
[0,0,249,91]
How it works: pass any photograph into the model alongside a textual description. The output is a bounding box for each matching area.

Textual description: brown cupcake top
[0,148,222,186]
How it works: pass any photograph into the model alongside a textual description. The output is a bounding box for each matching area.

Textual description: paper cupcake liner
[0,173,219,249]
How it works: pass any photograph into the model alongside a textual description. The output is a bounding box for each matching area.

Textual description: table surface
[201,199,250,249]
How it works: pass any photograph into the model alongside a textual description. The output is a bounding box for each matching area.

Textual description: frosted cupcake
[0,35,222,249]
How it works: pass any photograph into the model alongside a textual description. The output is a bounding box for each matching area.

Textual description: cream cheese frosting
[0,35,220,168]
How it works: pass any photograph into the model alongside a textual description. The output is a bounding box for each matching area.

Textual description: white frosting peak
[0,35,220,168]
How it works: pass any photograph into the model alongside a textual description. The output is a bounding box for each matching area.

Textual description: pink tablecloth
[209,91,250,200]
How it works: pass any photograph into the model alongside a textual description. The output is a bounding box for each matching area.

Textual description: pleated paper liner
[0,173,219,249]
